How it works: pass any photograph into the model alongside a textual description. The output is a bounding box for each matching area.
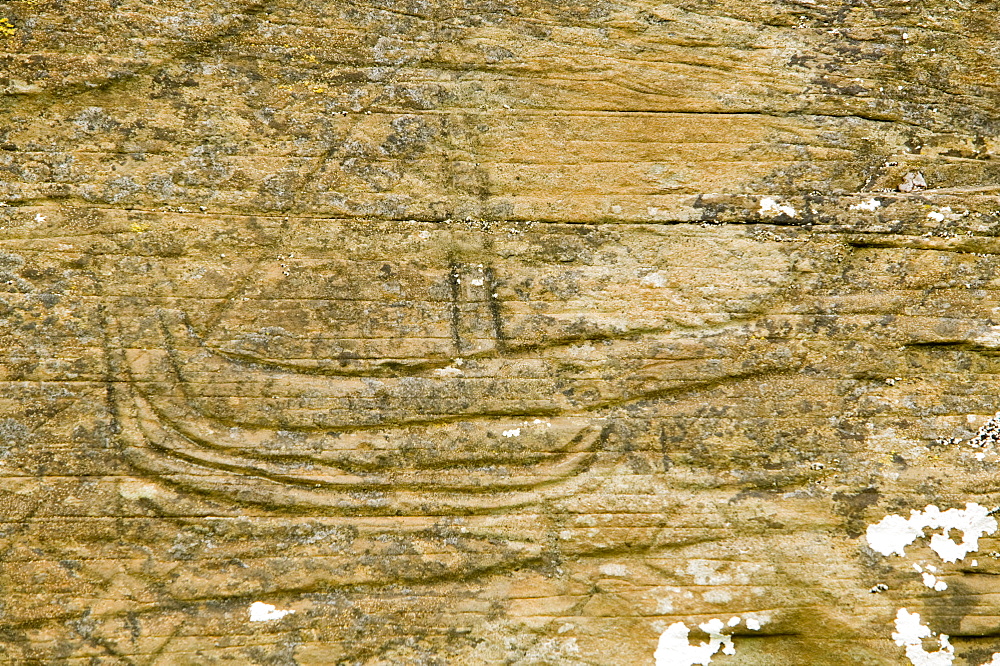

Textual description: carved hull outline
[110,307,606,515]
[107,290,806,515]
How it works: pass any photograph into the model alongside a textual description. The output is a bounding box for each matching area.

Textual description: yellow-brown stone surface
[3,1,1000,664]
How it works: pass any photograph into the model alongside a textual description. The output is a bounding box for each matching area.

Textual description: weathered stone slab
[3,0,1000,664]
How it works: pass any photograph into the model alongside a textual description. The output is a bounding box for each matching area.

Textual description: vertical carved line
[483,265,506,352]
[659,425,672,472]
[449,261,463,353]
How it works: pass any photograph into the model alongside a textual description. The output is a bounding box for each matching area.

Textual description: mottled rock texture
[2,0,1000,664]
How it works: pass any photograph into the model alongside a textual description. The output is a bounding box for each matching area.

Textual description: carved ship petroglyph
[104,229,811,515]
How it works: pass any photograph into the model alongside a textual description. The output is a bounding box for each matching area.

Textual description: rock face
[2,1,1000,664]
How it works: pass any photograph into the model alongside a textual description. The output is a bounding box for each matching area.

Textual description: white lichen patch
[653,616,762,666]
[850,198,881,211]
[922,572,947,591]
[566,342,598,358]
[654,619,732,666]
[248,601,295,622]
[920,570,947,592]
[701,589,733,604]
[641,272,668,288]
[888,608,1000,666]
[912,564,948,591]
[866,503,997,562]
[599,563,629,577]
[889,610,1000,666]
[870,499,1000,665]
[502,428,521,438]
[656,598,674,614]
[925,207,966,224]
[685,559,746,586]
[758,197,796,218]
[893,609,954,666]
[522,637,580,661]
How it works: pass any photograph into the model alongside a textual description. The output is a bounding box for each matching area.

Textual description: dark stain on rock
[833,486,880,539]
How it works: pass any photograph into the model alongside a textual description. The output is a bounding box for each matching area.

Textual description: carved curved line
[129,390,600,492]
[204,323,683,379]
[155,306,791,432]
[133,309,600,466]
[118,411,601,516]
[155,310,574,430]
[135,388,595,471]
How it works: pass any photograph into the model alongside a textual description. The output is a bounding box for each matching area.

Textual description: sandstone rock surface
[3,0,1000,663]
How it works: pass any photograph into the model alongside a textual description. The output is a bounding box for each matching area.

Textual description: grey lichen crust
[2,1,1000,664]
